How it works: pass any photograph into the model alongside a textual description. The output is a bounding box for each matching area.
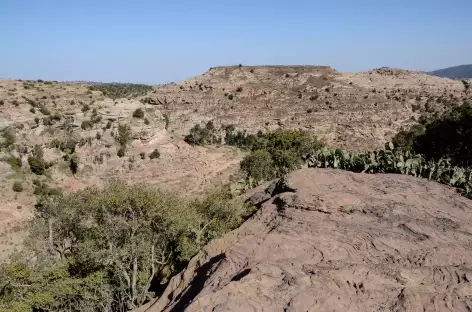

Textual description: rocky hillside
[155,66,468,150]
[0,66,470,258]
[141,168,472,312]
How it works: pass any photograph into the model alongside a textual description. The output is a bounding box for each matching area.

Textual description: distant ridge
[427,64,472,79]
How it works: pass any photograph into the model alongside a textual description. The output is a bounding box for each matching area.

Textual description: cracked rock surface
[141,168,472,312]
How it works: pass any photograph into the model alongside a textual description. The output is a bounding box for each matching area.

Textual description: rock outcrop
[141,169,472,312]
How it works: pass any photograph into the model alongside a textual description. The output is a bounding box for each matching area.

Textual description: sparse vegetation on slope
[88,83,152,99]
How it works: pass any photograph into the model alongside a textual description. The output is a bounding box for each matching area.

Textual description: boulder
[141,169,472,312]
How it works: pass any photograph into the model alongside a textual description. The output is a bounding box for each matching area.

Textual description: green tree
[1,180,253,311]
[116,124,132,146]
[240,149,275,182]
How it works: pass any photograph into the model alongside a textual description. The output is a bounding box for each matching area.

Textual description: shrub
[236,87,243,93]
[392,103,472,166]
[6,156,22,170]
[32,179,62,197]
[392,124,425,151]
[81,104,90,112]
[462,79,470,90]
[69,154,80,174]
[132,108,144,119]
[91,114,102,124]
[12,181,23,192]
[116,123,132,146]
[28,155,47,175]
[42,116,54,126]
[106,120,113,129]
[81,120,93,130]
[149,149,160,159]
[139,152,146,159]
[39,106,51,115]
[228,94,234,100]
[144,118,150,125]
[32,144,44,158]
[117,146,126,157]
[50,138,61,148]
[1,129,16,148]
[184,121,219,146]
[29,107,36,113]
[240,150,275,182]
[12,99,19,106]
[59,141,76,154]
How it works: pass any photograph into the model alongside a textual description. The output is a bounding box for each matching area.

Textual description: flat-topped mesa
[206,65,336,75]
[367,67,426,77]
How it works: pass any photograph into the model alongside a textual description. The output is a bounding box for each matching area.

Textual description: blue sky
[1,0,471,84]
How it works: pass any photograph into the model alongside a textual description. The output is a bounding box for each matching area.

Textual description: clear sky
[1,0,471,84]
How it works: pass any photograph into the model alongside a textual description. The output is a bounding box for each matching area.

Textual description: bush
[32,144,44,158]
[392,124,425,151]
[228,94,234,100]
[81,120,93,130]
[69,154,80,174]
[117,146,126,157]
[392,103,472,166]
[184,121,219,146]
[116,124,132,146]
[39,106,51,115]
[12,181,23,192]
[149,149,160,159]
[6,156,22,170]
[29,107,36,114]
[28,156,47,175]
[144,118,150,125]
[139,152,146,159]
[1,129,16,149]
[225,128,325,183]
[81,104,90,112]
[132,108,145,119]
[32,179,62,197]
[240,150,275,182]
[59,141,76,154]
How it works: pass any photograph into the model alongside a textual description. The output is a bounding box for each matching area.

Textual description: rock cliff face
[141,169,472,312]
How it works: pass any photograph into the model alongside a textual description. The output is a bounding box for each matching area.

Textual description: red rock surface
[141,169,472,312]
